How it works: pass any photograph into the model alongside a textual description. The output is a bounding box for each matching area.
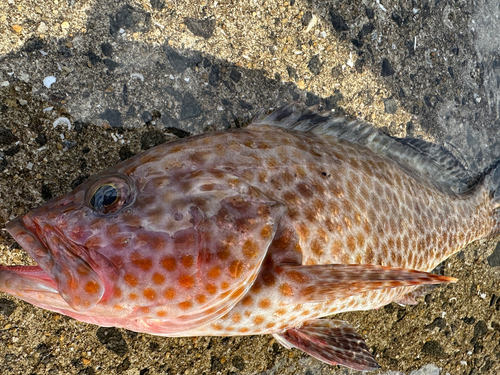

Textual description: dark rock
[78,368,95,375]
[381,58,395,76]
[239,101,253,110]
[122,83,128,105]
[103,59,120,71]
[63,140,76,149]
[329,11,349,32]
[0,126,17,145]
[141,111,153,123]
[448,66,454,78]
[421,340,444,357]
[165,47,202,73]
[358,23,374,39]
[23,37,45,53]
[209,64,220,86]
[100,42,113,57]
[324,90,344,110]
[119,145,135,161]
[116,358,130,372]
[150,0,165,11]
[365,7,374,19]
[74,121,88,132]
[100,108,123,128]
[0,298,16,317]
[86,51,101,65]
[82,147,90,154]
[4,144,20,156]
[139,369,149,375]
[307,55,322,75]
[232,356,245,371]
[462,316,476,325]
[41,184,52,200]
[305,93,320,106]
[301,11,312,27]
[229,68,242,83]
[96,327,128,356]
[141,130,167,150]
[391,13,404,26]
[351,38,363,48]
[425,317,446,331]
[70,175,89,189]
[0,159,8,173]
[287,66,297,80]
[384,98,398,114]
[35,133,47,146]
[184,18,215,39]
[163,127,190,139]
[109,5,151,37]
[180,93,202,120]
[487,242,500,267]
[474,320,488,338]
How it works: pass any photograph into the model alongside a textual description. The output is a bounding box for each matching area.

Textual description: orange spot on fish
[221,281,230,290]
[239,327,250,333]
[206,283,217,294]
[242,239,258,258]
[241,296,253,306]
[260,225,273,240]
[311,238,323,256]
[152,273,165,285]
[297,222,310,241]
[84,280,100,294]
[266,322,276,329]
[161,257,176,272]
[208,266,221,279]
[124,273,138,287]
[258,298,271,309]
[195,294,206,304]
[113,287,122,298]
[181,255,194,268]
[178,274,195,289]
[157,310,167,317]
[179,301,192,310]
[253,316,265,325]
[129,293,138,300]
[164,288,176,300]
[143,288,157,300]
[280,283,293,296]
[114,304,123,310]
[131,252,153,271]
[232,313,241,323]
[211,323,223,331]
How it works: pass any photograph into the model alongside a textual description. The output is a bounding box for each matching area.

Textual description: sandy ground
[1,0,500,374]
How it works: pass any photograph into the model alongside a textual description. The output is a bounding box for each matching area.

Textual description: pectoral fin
[278,264,457,303]
[275,319,379,371]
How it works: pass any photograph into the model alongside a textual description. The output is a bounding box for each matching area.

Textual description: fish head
[3,144,282,332]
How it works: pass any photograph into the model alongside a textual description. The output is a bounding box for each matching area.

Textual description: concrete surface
[0,0,500,374]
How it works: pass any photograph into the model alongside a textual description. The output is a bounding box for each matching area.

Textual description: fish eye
[87,176,134,215]
[90,185,118,211]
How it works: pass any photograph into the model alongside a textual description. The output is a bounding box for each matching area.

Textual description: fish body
[2,106,499,371]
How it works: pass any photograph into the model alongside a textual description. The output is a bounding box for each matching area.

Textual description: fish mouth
[3,215,105,312]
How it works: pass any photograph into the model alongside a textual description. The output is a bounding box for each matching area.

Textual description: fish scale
[1,105,498,371]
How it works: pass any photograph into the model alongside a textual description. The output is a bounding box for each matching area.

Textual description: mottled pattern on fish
[2,106,499,371]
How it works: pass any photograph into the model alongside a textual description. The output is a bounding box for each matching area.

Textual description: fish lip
[5,215,51,266]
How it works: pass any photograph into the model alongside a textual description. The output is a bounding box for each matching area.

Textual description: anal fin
[275,319,379,371]
[278,264,457,303]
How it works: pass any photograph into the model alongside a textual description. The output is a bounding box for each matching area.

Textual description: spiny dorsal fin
[251,105,479,196]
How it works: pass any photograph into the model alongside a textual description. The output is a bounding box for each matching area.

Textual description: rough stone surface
[0,0,499,374]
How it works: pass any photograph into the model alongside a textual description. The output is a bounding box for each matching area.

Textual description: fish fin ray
[251,105,479,195]
[276,319,380,371]
[394,261,446,305]
[278,264,457,303]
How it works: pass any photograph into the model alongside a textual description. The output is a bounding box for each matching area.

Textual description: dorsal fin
[251,105,479,196]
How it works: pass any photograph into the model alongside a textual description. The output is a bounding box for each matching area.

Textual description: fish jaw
[5,214,106,312]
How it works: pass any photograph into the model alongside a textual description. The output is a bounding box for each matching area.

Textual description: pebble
[61,21,69,31]
[37,22,48,34]
[43,76,57,88]
[11,25,23,33]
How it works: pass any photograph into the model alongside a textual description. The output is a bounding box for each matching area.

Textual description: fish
[1,105,499,371]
